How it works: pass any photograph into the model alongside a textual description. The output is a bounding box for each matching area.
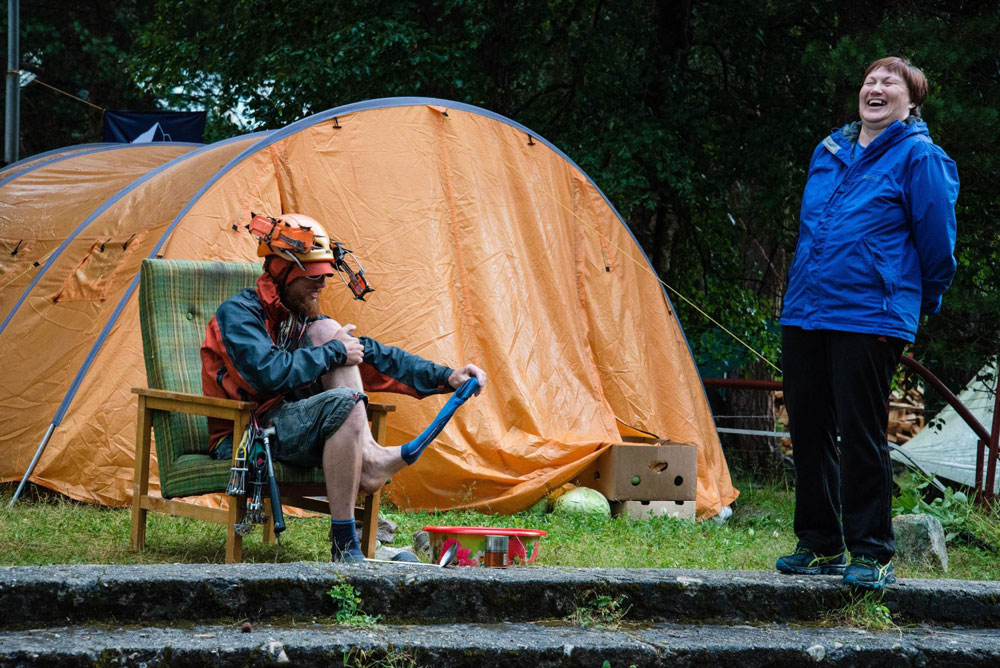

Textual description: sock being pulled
[401,377,479,465]
[330,518,365,563]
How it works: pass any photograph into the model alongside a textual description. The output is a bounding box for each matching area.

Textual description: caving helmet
[250,212,337,283]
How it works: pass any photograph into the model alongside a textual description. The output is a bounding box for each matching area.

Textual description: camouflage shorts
[213,387,367,467]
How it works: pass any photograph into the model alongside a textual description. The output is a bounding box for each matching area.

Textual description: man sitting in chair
[201,213,486,562]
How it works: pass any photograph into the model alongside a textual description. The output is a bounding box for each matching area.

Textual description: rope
[29,78,106,112]
[712,415,780,420]
[493,151,782,374]
[716,427,789,438]
[0,249,57,292]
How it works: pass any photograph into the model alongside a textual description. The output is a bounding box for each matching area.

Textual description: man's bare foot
[359,441,408,493]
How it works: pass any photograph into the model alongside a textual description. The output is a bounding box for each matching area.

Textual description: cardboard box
[576,442,697,501]
[611,499,697,521]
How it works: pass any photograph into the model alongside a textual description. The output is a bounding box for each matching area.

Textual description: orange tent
[0,98,737,518]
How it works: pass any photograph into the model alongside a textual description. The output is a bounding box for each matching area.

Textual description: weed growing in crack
[341,648,416,667]
[328,577,380,628]
[825,589,898,632]
[567,591,631,629]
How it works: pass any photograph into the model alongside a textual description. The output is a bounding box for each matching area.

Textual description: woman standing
[776,57,959,589]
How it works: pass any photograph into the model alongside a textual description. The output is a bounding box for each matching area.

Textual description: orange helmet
[251,213,336,263]
[250,213,337,281]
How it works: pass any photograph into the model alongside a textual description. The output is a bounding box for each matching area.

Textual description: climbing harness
[226,429,249,498]
[275,313,302,351]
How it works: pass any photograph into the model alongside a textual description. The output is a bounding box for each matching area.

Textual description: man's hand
[333,324,364,365]
[307,319,364,366]
[448,364,486,395]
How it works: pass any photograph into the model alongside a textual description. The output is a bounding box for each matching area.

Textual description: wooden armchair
[130,258,392,563]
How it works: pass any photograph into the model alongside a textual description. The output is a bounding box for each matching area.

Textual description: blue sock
[330,518,364,563]
[401,377,479,465]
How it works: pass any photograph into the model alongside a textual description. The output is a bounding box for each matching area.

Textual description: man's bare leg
[320,402,366,519]
[308,321,409,507]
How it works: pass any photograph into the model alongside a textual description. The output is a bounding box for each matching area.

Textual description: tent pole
[7,423,54,507]
[4,0,19,164]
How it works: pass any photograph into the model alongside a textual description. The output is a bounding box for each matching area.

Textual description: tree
[11,2,999,469]
[3,1,161,158]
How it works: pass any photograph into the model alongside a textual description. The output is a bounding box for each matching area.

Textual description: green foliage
[566,591,631,629]
[12,2,1000,383]
[6,1,161,156]
[328,577,380,628]
[893,472,972,542]
[825,590,897,632]
[965,505,1000,556]
[3,477,1000,584]
[341,649,416,668]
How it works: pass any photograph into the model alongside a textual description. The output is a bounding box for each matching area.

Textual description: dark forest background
[4,1,998,470]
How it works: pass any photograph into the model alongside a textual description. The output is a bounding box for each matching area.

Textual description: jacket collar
[823,116,928,164]
[256,272,291,323]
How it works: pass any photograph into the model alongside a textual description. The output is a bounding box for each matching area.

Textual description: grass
[2,475,999,583]
[340,649,417,668]
[565,591,632,629]
[822,590,899,632]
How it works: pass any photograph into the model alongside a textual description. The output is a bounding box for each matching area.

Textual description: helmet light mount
[332,242,375,301]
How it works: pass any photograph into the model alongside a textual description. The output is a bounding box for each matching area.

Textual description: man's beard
[282,284,323,319]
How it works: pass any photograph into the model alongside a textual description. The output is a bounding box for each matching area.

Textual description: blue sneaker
[843,555,895,589]
[775,547,847,575]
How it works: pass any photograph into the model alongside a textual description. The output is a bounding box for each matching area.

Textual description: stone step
[2,563,998,629]
[3,620,999,667]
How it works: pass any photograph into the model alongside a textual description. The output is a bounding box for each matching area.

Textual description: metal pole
[4,0,19,164]
[899,355,992,442]
[976,438,985,494]
[8,423,54,507]
[985,374,1000,501]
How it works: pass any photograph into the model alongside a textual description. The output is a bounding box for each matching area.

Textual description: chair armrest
[133,387,394,421]
[366,402,396,417]
[132,387,256,420]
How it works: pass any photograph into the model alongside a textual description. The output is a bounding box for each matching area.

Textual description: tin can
[483,534,509,568]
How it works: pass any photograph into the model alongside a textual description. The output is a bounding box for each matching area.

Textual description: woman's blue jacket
[780,118,959,342]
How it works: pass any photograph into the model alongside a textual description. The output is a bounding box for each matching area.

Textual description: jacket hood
[835,115,928,145]
[256,271,291,324]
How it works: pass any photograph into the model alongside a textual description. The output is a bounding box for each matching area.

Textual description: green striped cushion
[138,258,324,498]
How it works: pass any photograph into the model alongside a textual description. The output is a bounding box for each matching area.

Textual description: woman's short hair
[864,57,928,115]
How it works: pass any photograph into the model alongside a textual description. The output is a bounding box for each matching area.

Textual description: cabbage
[553,487,611,517]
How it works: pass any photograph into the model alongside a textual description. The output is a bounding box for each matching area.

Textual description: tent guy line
[491,150,782,375]
[28,76,106,112]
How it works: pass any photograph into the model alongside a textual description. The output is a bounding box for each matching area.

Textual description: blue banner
[103,111,206,143]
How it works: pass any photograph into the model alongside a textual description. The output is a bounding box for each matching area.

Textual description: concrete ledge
[2,621,999,668]
[1,563,998,628]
